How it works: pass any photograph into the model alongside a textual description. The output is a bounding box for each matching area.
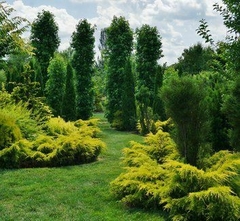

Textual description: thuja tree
[30,10,60,93]
[161,76,208,166]
[62,63,76,121]
[135,24,163,134]
[71,19,95,120]
[105,16,134,128]
[152,65,166,121]
[121,58,136,131]
[45,54,66,117]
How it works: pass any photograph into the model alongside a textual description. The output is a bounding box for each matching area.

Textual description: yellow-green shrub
[0,113,22,150]
[0,102,40,140]
[0,116,105,168]
[111,128,240,221]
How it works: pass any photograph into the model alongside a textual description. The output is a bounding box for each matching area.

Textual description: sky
[5,0,226,65]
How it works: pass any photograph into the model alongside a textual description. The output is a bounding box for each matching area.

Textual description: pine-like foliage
[62,63,76,121]
[105,16,133,126]
[160,76,208,166]
[30,10,60,91]
[71,19,95,120]
[114,58,136,131]
[222,76,240,151]
[135,24,163,134]
[111,123,240,221]
[0,91,105,168]
[45,54,66,117]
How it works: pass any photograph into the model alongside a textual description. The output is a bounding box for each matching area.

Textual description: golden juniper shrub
[0,113,22,150]
[46,117,77,136]
[111,126,240,220]
[0,115,105,168]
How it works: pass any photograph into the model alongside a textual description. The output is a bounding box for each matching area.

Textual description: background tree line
[1,0,240,162]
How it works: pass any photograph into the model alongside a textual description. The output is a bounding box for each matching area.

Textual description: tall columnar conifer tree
[71,19,95,120]
[62,63,76,121]
[45,54,66,117]
[105,16,134,128]
[135,24,163,134]
[122,58,136,131]
[30,10,60,93]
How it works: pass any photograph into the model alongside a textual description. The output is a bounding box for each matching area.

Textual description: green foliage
[105,16,133,126]
[0,69,6,89]
[152,65,166,121]
[135,24,163,134]
[0,2,32,59]
[111,126,240,221]
[161,76,209,166]
[196,19,214,45]
[71,19,95,120]
[30,10,60,91]
[45,53,66,117]
[0,102,40,140]
[176,43,215,76]
[9,64,53,127]
[121,58,136,131]
[222,76,240,151]
[0,113,105,168]
[62,62,76,121]
[0,112,22,150]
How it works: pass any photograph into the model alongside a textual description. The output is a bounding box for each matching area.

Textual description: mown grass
[0,113,167,220]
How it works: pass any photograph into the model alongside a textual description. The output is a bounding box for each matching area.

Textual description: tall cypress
[30,10,60,93]
[105,16,133,127]
[136,24,163,134]
[62,63,76,121]
[71,19,95,120]
[122,58,136,131]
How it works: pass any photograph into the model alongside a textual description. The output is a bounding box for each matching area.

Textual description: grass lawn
[0,113,167,221]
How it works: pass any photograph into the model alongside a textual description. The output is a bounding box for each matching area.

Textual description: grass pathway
[0,113,166,221]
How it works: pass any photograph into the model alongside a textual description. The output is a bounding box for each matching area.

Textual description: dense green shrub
[111,125,240,221]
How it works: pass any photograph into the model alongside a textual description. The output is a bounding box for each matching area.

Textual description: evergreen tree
[45,54,66,116]
[71,19,95,120]
[121,58,136,131]
[222,76,240,151]
[152,65,166,121]
[135,24,163,134]
[161,76,208,166]
[62,63,76,121]
[30,10,60,93]
[105,16,133,126]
